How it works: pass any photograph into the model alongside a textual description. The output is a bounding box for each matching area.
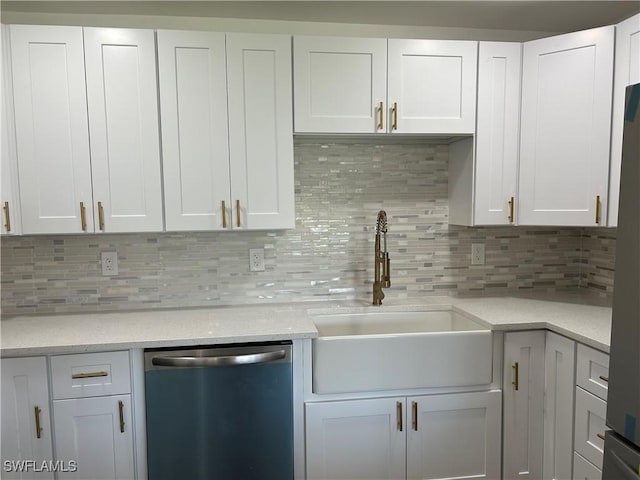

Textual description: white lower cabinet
[1,357,54,480]
[574,388,607,471]
[573,452,602,480]
[305,391,501,480]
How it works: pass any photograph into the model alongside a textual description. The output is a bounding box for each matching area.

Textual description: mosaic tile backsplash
[0,142,616,315]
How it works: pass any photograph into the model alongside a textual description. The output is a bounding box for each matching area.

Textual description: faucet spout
[373,210,391,305]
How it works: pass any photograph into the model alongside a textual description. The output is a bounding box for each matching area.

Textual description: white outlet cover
[101,251,118,276]
[471,243,485,265]
[249,248,265,272]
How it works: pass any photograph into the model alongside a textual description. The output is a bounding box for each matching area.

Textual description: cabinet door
[53,395,134,480]
[406,390,501,480]
[543,332,576,480]
[1,24,21,235]
[474,42,521,225]
[227,33,295,229]
[10,25,94,234]
[157,30,231,231]
[503,331,546,479]
[574,387,606,470]
[84,27,163,233]
[608,13,640,226]
[293,36,387,133]
[1,357,54,480]
[519,26,614,226]
[305,398,406,480]
[573,452,602,480]
[387,39,477,134]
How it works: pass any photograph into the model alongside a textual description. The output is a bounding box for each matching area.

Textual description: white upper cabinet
[293,36,476,134]
[519,26,614,226]
[1,24,21,235]
[387,39,477,134]
[84,28,163,233]
[293,36,387,133]
[227,33,295,229]
[10,25,94,234]
[608,13,640,227]
[157,30,230,231]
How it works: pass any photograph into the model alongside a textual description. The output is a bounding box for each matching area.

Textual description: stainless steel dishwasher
[144,341,293,480]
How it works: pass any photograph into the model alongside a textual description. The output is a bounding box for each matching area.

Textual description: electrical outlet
[471,243,485,265]
[101,251,118,276]
[249,248,265,272]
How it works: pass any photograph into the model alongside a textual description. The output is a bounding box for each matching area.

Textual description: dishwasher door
[144,342,293,480]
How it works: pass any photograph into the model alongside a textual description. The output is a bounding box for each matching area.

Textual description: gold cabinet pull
[80,202,87,231]
[392,102,398,131]
[98,201,105,231]
[411,401,418,431]
[236,199,241,228]
[34,406,43,439]
[3,201,11,232]
[221,200,227,228]
[396,401,403,431]
[512,362,519,391]
[596,433,606,441]
[72,371,109,379]
[377,101,384,130]
[595,195,601,224]
[118,400,125,433]
[508,196,515,224]
[599,375,609,383]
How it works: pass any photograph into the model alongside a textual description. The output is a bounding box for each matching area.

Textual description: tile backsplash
[0,141,616,315]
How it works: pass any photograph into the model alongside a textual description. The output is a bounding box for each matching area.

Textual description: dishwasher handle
[151,349,287,368]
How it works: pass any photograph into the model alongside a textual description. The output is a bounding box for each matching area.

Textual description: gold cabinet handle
[34,406,43,439]
[595,195,601,224]
[221,200,227,228]
[72,371,108,379]
[3,201,11,232]
[396,401,403,432]
[236,199,241,228]
[596,433,606,441]
[411,401,418,431]
[508,196,515,224]
[599,375,609,383]
[392,102,398,131]
[118,400,125,433]
[80,202,87,231]
[377,101,384,130]
[512,362,519,391]
[98,201,105,231]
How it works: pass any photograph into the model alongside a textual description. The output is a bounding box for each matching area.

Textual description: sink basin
[311,308,493,394]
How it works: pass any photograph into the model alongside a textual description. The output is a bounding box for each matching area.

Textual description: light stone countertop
[0,292,612,356]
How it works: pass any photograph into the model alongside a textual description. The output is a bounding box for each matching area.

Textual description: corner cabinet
[158,31,294,231]
[293,36,477,134]
[518,26,614,226]
[10,25,163,234]
[305,391,501,480]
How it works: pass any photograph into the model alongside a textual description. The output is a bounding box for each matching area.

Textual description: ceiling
[1,1,639,34]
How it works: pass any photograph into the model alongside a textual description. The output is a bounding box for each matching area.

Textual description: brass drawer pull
[221,200,227,228]
[98,201,105,231]
[512,362,519,391]
[595,195,601,224]
[392,102,398,130]
[599,375,609,383]
[80,202,87,231]
[72,371,109,379]
[411,401,418,431]
[3,201,11,232]
[377,101,384,130]
[508,196,515,223]
[236,199,241,228]
[396,401,403,432]
[34,406,43,439]
[118,400,125,433]
[596,433,606,441]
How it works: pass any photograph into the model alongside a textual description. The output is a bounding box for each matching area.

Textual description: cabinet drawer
[574,387,607,469]
[51,351,131,399]
[573,452,602,480]
[576,344,609,400]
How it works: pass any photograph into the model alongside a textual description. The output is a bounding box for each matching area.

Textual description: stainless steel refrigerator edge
[603,83,640,479]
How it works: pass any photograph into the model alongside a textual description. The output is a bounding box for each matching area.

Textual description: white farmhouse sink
[311,308,493,394]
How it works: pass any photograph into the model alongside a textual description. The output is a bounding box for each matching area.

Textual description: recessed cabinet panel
[84,27,163,233]
[227,33,295,229]
[293,36,387,133]
[574,387,607,470]
[519,26,614,226]
[158,30,230,231]
[10,25,93,234]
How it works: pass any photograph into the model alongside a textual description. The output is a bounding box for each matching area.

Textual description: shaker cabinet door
[10,25,94,234]
[84,27,163,233]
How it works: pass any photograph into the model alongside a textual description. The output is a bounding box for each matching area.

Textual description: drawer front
[574,386,607,469]
[51,351,131,399]
[576,344,609,400]
[573,452,602,480]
